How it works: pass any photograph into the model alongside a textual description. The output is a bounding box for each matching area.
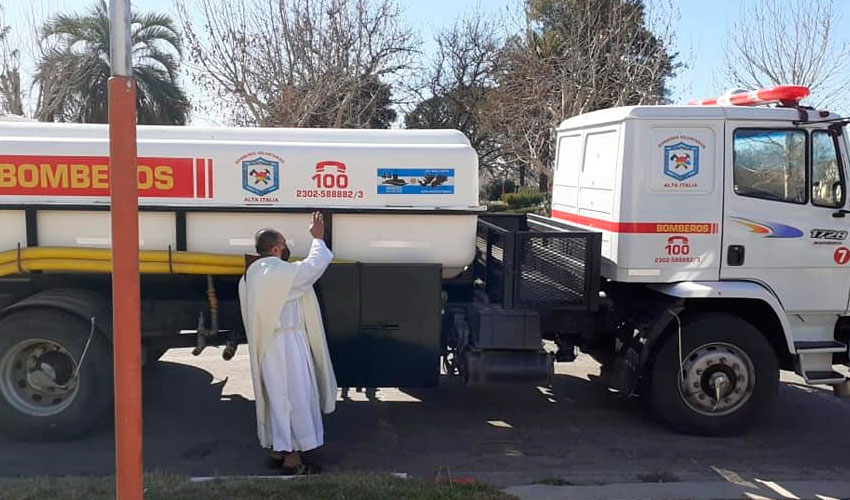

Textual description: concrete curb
[505,480,850,500]
[189,472,410,483]
[191,475,301,482]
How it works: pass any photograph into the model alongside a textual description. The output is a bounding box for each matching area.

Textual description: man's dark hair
[255,228,283,255]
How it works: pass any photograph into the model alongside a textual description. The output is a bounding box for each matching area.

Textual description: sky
[671,0,850,106]
[4,0,850,122]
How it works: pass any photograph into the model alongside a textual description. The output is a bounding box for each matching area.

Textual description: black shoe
[302,461,323,474]
[301,449,323,470]
[265,452,285,470]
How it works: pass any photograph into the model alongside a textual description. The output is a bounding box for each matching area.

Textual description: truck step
[795,340,847,354]
[803,370,846,385]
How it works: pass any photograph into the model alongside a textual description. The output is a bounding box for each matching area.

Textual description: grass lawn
[0,473,517,500]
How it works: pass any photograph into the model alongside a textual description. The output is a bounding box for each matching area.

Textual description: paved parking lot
[1,347,850,487]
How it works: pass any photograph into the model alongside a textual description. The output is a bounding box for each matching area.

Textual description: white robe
[238,239,337,451]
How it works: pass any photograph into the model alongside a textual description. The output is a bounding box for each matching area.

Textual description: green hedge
[486,201,508,212]
[502,190,544,209]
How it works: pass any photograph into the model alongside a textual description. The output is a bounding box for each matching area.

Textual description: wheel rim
[0,339,80,417]
[679,342,755,417]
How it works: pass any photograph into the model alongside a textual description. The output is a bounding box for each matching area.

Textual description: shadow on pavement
[1,358,850,487]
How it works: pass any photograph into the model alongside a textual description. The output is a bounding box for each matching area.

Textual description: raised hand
[309,211,325,239]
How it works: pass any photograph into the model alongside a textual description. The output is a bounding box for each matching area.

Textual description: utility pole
[108,1,142,499]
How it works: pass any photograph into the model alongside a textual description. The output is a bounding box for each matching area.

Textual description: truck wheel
[0,309,113,441]
[649,313,778,436]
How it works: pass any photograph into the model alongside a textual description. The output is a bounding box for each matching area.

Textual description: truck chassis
[0,209,834,440]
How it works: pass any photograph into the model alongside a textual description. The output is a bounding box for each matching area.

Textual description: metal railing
[475,214,601,311]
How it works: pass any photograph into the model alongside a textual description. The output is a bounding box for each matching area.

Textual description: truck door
[721,123,850,314]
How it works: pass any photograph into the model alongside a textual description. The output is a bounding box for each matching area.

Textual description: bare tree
[405,12,503,173]
[0,4,23,115]
[723,0,850,111]
[485,0,677,189]
[25,1,63,122]
[178,0,417,128]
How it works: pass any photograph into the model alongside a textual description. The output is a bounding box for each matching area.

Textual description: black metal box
[464,349,553,385]
[469,305,541,350]
[317,263,442,388]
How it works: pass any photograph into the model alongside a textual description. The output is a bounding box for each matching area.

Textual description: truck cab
[550,86,850,433]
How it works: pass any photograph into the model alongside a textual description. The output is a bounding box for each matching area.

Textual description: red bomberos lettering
[0,155,198,198]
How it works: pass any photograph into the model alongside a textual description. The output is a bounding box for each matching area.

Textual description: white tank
[0,123,481,277]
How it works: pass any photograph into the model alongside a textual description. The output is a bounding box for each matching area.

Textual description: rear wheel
[0,310,112,441]
[649,313,778,436]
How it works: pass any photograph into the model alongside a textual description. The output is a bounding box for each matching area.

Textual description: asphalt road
[1,347,849,487]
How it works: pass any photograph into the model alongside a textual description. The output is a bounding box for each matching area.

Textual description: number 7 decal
[835,246,850,265]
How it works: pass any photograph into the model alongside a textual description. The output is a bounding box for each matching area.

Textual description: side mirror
[833,181,844,205]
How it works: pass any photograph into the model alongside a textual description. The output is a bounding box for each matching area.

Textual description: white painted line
[755,479,800,499]
[711,466,758,489]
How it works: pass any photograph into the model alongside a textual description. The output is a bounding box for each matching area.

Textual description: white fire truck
[0,85,847,440]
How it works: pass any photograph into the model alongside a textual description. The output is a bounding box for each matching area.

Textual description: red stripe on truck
[196,159,206,198]
[207,159,214,198]
[551,210,718,234]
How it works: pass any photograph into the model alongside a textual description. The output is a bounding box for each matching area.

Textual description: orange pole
[109,75,143,500]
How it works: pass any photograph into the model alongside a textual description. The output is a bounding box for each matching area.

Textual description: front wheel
[649,313,778,436]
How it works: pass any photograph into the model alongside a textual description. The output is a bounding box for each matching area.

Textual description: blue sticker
[377,168,454,194]
[242,156,280,196]
[663,142,700,181]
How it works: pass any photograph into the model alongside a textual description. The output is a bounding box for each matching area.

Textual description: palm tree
[35,0,189,124]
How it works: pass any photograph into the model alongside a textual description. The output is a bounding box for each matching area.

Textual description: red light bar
[688,85,810,107]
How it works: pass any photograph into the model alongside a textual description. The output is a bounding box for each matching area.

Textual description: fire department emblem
[663,142,700,181]
[242,156,280,196]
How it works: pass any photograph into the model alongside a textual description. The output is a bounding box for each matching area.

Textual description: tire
[0,309,113,441]
[649,312,778,436]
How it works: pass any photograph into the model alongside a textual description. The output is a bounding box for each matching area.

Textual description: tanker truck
[1,85,849,440]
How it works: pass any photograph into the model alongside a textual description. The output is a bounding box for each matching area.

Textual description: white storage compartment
[186,212,312,256]
[0,210,26,249]
[333,214,477,278]
[37,211,176,249]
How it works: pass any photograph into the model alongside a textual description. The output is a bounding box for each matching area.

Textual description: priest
[238,212,337,475]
